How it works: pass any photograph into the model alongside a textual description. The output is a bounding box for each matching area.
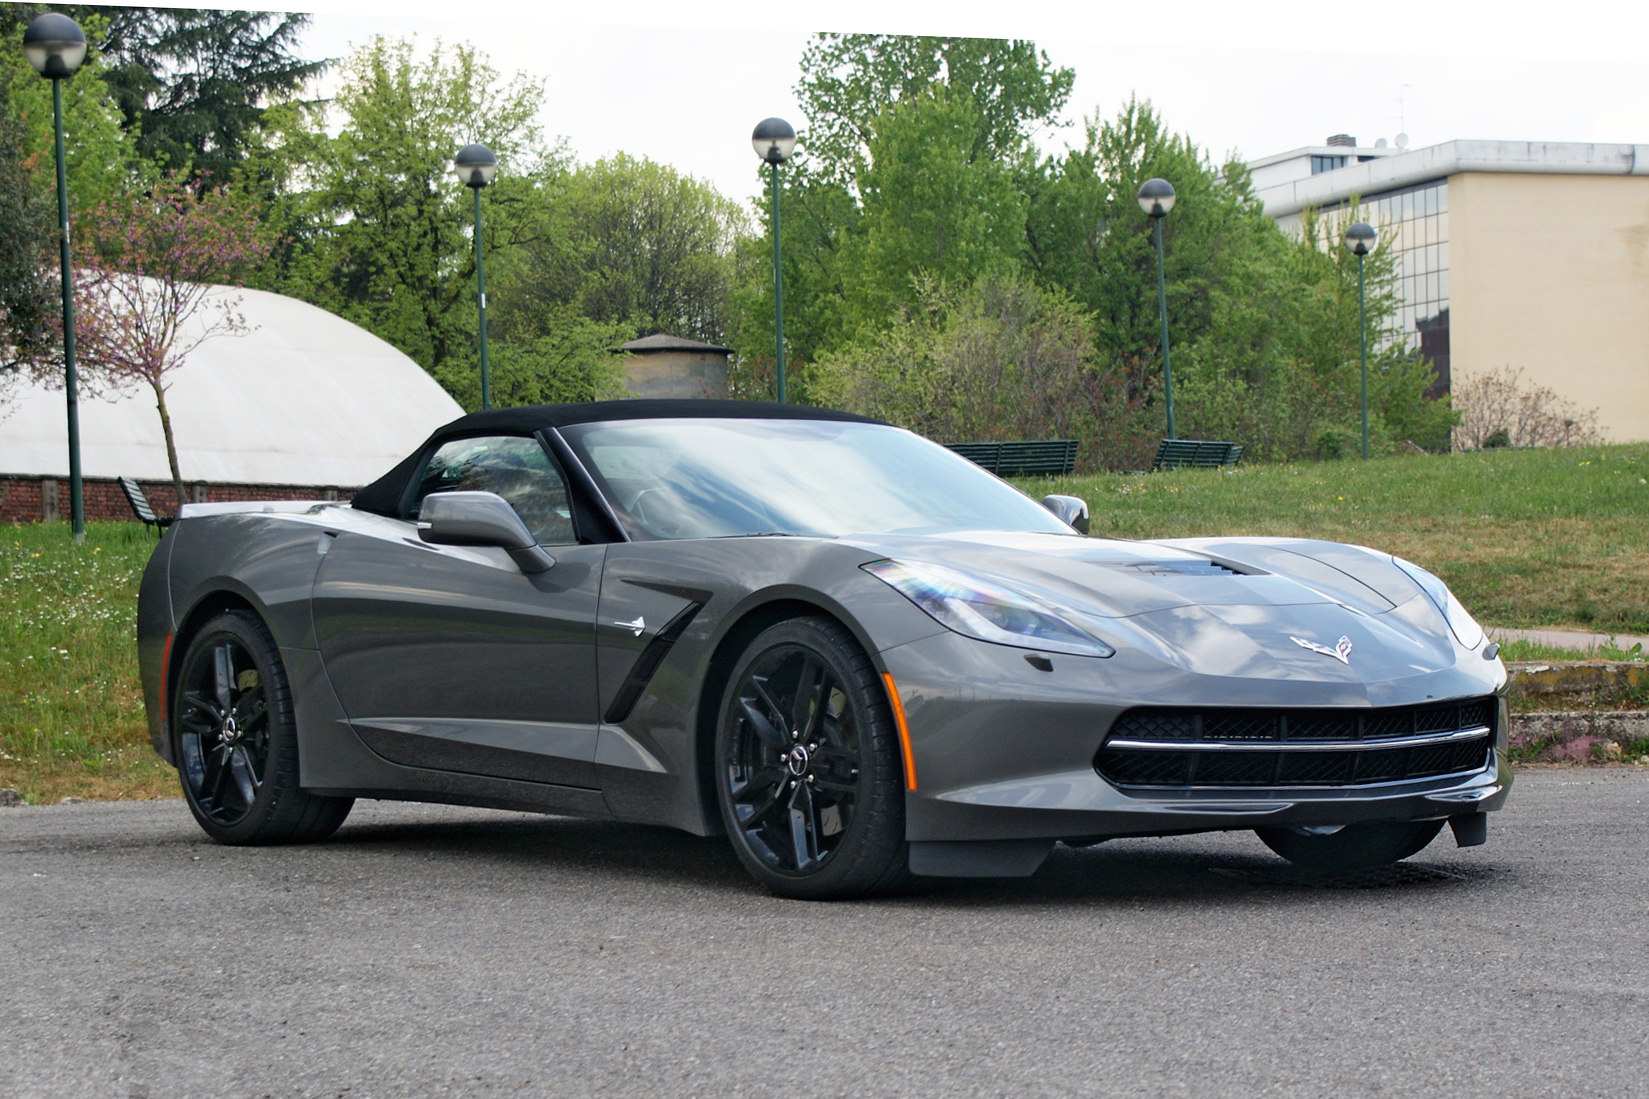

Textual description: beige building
[1249,138,1649,442]
[618,334,733,399]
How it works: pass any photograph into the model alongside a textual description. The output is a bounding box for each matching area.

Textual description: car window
[560,419,1073,540]
[407,435,576,546]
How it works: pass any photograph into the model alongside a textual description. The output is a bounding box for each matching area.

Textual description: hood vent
[1118,560,1244,577]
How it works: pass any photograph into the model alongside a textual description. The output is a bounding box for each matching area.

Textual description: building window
[1349,179,1450,395]
[1310,155,1348,175]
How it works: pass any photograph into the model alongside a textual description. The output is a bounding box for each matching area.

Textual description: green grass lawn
[1023,442,1649,636]
[0,522,175,804]
[3,443,1646,802]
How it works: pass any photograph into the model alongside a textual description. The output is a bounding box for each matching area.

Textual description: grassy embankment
[2,444,1646,802]
[1026,442,1649,638]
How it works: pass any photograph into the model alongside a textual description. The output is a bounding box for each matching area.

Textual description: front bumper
[878,629,1513,845]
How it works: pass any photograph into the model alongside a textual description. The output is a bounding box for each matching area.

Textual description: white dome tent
[1,285,463,522]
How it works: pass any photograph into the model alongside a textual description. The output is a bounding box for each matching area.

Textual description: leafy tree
[0,77,54,380]
[733,35,1069,394]
[839,89,1026,323]
[440,309,632,411]
[1,8,145,211]
[82,7,326,187]
[796,34,1073,182]
[253,37,543,390]
[56,173,269,504]
[490,154,747,346]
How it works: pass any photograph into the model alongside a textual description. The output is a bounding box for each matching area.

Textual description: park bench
[1150,439,1244,471]
[119,476,173,535]
[945,439,1079,477]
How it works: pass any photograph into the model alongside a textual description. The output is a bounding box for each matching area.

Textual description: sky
[267,0,1649,210]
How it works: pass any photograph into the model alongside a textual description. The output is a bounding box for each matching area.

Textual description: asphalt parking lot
[2,769,1645,1099]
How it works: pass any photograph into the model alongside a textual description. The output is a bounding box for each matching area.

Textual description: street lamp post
[1344,221,1379,459]
[751,117,797,403]
[454,143,498,410]
[1136,178,1177,440]
[23,13,88,539]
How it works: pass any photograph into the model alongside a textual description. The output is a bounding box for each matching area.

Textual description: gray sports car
[136,400,1511,898]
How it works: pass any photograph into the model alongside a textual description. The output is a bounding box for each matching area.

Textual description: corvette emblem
[1291,635,1353,665]
[615,616,646,637]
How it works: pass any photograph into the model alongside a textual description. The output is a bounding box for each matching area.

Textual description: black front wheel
[173,610,352,845]
[715,617,909,899]
[1255,819,1445,872]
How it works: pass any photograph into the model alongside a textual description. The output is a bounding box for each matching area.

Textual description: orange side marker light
[881,672,917,792]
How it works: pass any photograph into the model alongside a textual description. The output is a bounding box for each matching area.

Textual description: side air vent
[603,602,703,724]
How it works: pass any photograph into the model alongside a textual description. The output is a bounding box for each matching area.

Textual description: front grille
[1095,697,1496,789]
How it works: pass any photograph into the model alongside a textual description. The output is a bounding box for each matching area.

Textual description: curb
[1509,711,1649,763]
[1506,661,1647,703]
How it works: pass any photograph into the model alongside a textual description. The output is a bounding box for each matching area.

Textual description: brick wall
[0,476,357,525]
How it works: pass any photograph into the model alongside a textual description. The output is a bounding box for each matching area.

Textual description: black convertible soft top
[350,399,881,518]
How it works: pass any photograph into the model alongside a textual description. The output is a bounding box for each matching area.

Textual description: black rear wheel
[1255,819,1445,872]
[173,610,352,845]
[715,617,908,899]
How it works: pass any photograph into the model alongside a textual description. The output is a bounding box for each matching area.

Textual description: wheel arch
[164,585,270,744]
[691,594,884,835]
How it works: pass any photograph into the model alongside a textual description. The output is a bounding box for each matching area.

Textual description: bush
[1453,365,1604,450]
[806,275,1151,469]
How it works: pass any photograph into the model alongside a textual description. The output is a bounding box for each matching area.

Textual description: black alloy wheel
[1255,819,1446,872]
[716,617,908,899]
[173,610,352,845]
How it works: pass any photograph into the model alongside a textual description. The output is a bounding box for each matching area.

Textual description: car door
[312,434,606,789]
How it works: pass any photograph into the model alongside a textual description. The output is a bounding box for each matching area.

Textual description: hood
[845,529,1470,685]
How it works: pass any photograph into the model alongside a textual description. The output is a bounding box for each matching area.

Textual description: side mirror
[418,491,556,573]
[1041,494,1090,535]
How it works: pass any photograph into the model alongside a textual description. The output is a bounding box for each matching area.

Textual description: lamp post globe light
[752,117,797,403]
[24,12,88,539]
[1344,220,1379,459]
[454,143,498,410]
[1136,178,1177,440]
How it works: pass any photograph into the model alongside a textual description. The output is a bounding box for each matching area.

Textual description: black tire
[714,616,909,899]
[1255,819,1445,872]
[172,610,353,845]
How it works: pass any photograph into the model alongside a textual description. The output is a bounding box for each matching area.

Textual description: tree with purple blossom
[45,173,269,507]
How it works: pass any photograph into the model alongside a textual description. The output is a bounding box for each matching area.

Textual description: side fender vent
[603,602,704,725]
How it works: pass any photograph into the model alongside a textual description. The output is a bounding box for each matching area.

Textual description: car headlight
[863,559,1115,658]
[1392,556,1484,649]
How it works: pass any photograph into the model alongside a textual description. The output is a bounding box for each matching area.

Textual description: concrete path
[3,773,1648,1098]
[1488,625,1649,653]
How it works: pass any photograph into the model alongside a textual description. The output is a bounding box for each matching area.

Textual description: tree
[0,76,53,382]
[1,8,145,211]
[840,89,1026,323]
[490,154,747,347]
[63,174,269,504]
[82,7,326,187]
[796,34,1073,182]
[252,37,544,390]
[445,309,631,411]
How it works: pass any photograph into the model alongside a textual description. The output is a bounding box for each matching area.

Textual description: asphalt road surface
[2,770,1646,1099]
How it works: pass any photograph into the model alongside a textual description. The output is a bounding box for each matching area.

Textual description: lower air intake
[1095,697,1496,789]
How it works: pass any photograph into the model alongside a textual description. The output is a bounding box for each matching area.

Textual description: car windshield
[559,418,1073,540]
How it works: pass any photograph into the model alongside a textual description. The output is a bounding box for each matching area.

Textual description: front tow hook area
[1449,813,1488,847]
